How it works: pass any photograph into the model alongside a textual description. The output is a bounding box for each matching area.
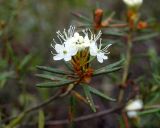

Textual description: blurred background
[0,0,160,128]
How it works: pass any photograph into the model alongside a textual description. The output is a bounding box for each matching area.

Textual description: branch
[1,90,62,124]
[2,77,84,127]
[23,104,124,126]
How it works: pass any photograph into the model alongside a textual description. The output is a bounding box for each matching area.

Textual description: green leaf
[38,110,45,128]
[18,54,33,70]
[82,84,96,112]
[93,59,124,76]
[118,116,126,128]
[0,79,7,88]
[87,86,116,101]
[69,95,76,128]
[6,112,25,128]
[153,74,160,84]
[0,71,15,81]
[6,43,17,64]
[93,66,123,76]
[138,108,160,116]
[36,80,75,88]
[71,12,92,23]
[37,66,71,75]
[103,30,126,37]
[35,74,68,81]
[100,58,124,70]
[133,33,159,42]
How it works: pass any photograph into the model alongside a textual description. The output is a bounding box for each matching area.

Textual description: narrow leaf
[36,80,75,88]
[0,71,15,80]
[133,33,159,42]
[35,74,68,81]
[93,59,124,76]
[72,91,88,104]
[71,12,92,23]
[97,58,124,71]
[103,31,126,37]
[138,108,160,116]
[88,86,116,101]
[69,96,76,128]
[18,54,33,70]
[93,66,123,76]
[82,84,96,112]
[6,112,25,128]
[38,110,45,128]
[37,66,71,75]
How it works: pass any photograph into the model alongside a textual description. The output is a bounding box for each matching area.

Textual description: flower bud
[123,0,143,8]
[126,99,143,111]
[125,99,143,118]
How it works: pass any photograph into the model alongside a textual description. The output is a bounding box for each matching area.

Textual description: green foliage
[87,86,116,101]
[82,84,96,112]
[36,80,75,88]
[93,58,124,76]
[38,110,45,128]
[37,66,71,75]
[0,0,160,128]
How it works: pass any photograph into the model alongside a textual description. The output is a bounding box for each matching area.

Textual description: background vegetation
[0,0,160,128]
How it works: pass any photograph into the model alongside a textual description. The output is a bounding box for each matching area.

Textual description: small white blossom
[126,99,143,111]
[89,37,111,63]
[51,26,111,63]
[127,111,138,118]
[72,32,87,50]
[51,26,78,61]
[51,43,76,61]
[125,99,143,118]
[123,0,143,8]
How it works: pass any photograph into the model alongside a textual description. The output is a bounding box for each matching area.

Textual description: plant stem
[118,33,133,102]
[69,95,76,128]
[122,112,130,128]
[21,104,124,126]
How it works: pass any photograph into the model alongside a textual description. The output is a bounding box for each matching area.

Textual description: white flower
[51,26,111,63]
[89,37,111,63]
[127,111,138,118]
[126,99,143,111]
[125,99,143,118]
[68,32,91,51]
[55,26,78,56]
[56,26,76,43]
[51,26,78,61]
[123,0,143,8]
[51,43,76,61]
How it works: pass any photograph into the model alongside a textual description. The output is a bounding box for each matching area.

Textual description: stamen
[63,29,68,39]
[103,44,112,51]
[94,31,102,42]
[51,43,55,49]
[68,26,75,37]
[56,31,66,41]
[52,39,57,44]
[102,44,112,53]
[99,38,102,49]
[88,29,93,40]
[51,51,56,55]
[56,35,63,44]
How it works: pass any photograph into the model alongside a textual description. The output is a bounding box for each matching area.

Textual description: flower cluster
[125,99,143,118]
[51,26,111,63]
[123,0,143,8]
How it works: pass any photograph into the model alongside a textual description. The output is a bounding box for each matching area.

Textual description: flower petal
[53,54,63,60]
[97,55,103,63]
[127,111,137,118]
[89,43,98,56]
[55,44,64,53]
[64,55,72,61]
